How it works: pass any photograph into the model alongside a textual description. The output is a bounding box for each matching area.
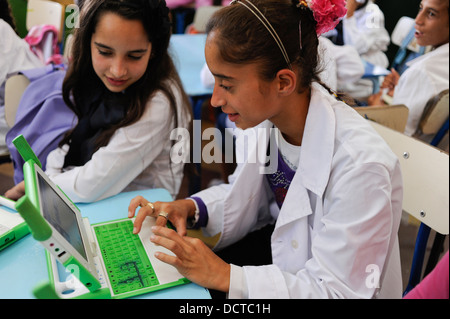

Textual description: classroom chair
[4,74,30,128]
[368,121,449,296]
[26,0,65,42]
[63,33,74,62]
[1,74,29,165]
[353,104,409,133]
[413,89,449,151]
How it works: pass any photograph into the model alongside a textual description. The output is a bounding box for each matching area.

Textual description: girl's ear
[276,69,297,96]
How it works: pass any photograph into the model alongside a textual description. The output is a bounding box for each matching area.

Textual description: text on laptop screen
[36,171,87,260]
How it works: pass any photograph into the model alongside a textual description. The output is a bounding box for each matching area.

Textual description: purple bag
[6,65,76,184]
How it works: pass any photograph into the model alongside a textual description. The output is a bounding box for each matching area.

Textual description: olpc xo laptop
[13,135,189,299]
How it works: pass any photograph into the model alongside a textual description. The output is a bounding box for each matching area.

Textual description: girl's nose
[415,10,425,26]
[210,84,226,108]
[110,58,127,78]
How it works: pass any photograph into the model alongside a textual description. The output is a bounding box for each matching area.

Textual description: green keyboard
[93,220,159,295]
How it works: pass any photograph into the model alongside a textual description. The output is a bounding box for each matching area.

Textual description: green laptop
[12,135,189,299]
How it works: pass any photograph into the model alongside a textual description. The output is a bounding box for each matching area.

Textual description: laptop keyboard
[94,220,159,295]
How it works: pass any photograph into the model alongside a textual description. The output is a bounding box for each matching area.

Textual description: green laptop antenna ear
[33,281,61,299]
[12,135,50,240]
[15,194,52,241]
[12,135,42,168]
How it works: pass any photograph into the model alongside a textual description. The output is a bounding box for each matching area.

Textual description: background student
[5,0,192,202]
[0,0,43,156]
[368,0,449,141]
[339,0,391,100]
[129,0,403,299]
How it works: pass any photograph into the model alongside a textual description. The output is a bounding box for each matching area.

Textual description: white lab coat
[340,1,391,100]
[194,83,403,298]
[0,19,43,88]
[393,43,449,138]
[318,37,365,92]
[46,82,191,202]
[342,1,390,68]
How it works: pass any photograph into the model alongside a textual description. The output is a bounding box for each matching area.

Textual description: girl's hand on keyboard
[128,196,196,236]
[150,225,231,293]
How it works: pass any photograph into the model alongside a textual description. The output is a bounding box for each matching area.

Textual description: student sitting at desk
[368,0,449,139]
[5,0,192,202]
[129,0,403,299]
[338,0,390,100]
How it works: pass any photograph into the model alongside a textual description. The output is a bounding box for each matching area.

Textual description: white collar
[407,42,449,68]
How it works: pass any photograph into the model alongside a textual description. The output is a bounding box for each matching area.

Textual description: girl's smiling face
[414,0,449,47]
[91,12,152,92]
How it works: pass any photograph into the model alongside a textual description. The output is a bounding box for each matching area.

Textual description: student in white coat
[369,0,449,141]
[342,0,390,68]
[5,0,192,202]
[129,0,403,299]
[340,0,391,100]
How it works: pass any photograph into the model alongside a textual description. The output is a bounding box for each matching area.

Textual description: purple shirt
[266,150,296,208]
[190,149,296,228]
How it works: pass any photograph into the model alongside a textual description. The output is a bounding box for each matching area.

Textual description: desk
[169,34,212,119]
[0,189,210,299]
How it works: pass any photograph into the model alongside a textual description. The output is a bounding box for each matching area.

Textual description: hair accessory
[297,0,308,7]
[305,0,347,35]
[231,0,293,70]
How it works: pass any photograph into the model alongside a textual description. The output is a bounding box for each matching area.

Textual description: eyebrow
[212,72,235,81]
[428,7,440,14]
[94,42,149,54]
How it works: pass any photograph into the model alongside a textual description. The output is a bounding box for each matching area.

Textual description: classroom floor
[1,113,447,295]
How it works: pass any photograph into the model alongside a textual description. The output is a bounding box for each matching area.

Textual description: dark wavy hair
[61,0,191,150]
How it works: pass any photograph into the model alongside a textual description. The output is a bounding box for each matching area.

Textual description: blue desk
[169,34,213,120]
[0,189,210,299]
[170,34,211,97]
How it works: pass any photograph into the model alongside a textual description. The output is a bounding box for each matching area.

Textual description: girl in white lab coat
[342,0,390,68]
[129,0,403,299]
[340,0,391,100]
[369,0,449,142]
[5,0,192,202]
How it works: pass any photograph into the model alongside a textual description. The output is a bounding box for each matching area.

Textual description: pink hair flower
[308,0,347,35]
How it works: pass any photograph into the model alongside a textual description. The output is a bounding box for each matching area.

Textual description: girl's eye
[98,50,112,56]
[220,84,231,91]
[128,55,143,61]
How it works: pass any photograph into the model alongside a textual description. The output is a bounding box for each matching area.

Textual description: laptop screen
[36,170,87,260]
